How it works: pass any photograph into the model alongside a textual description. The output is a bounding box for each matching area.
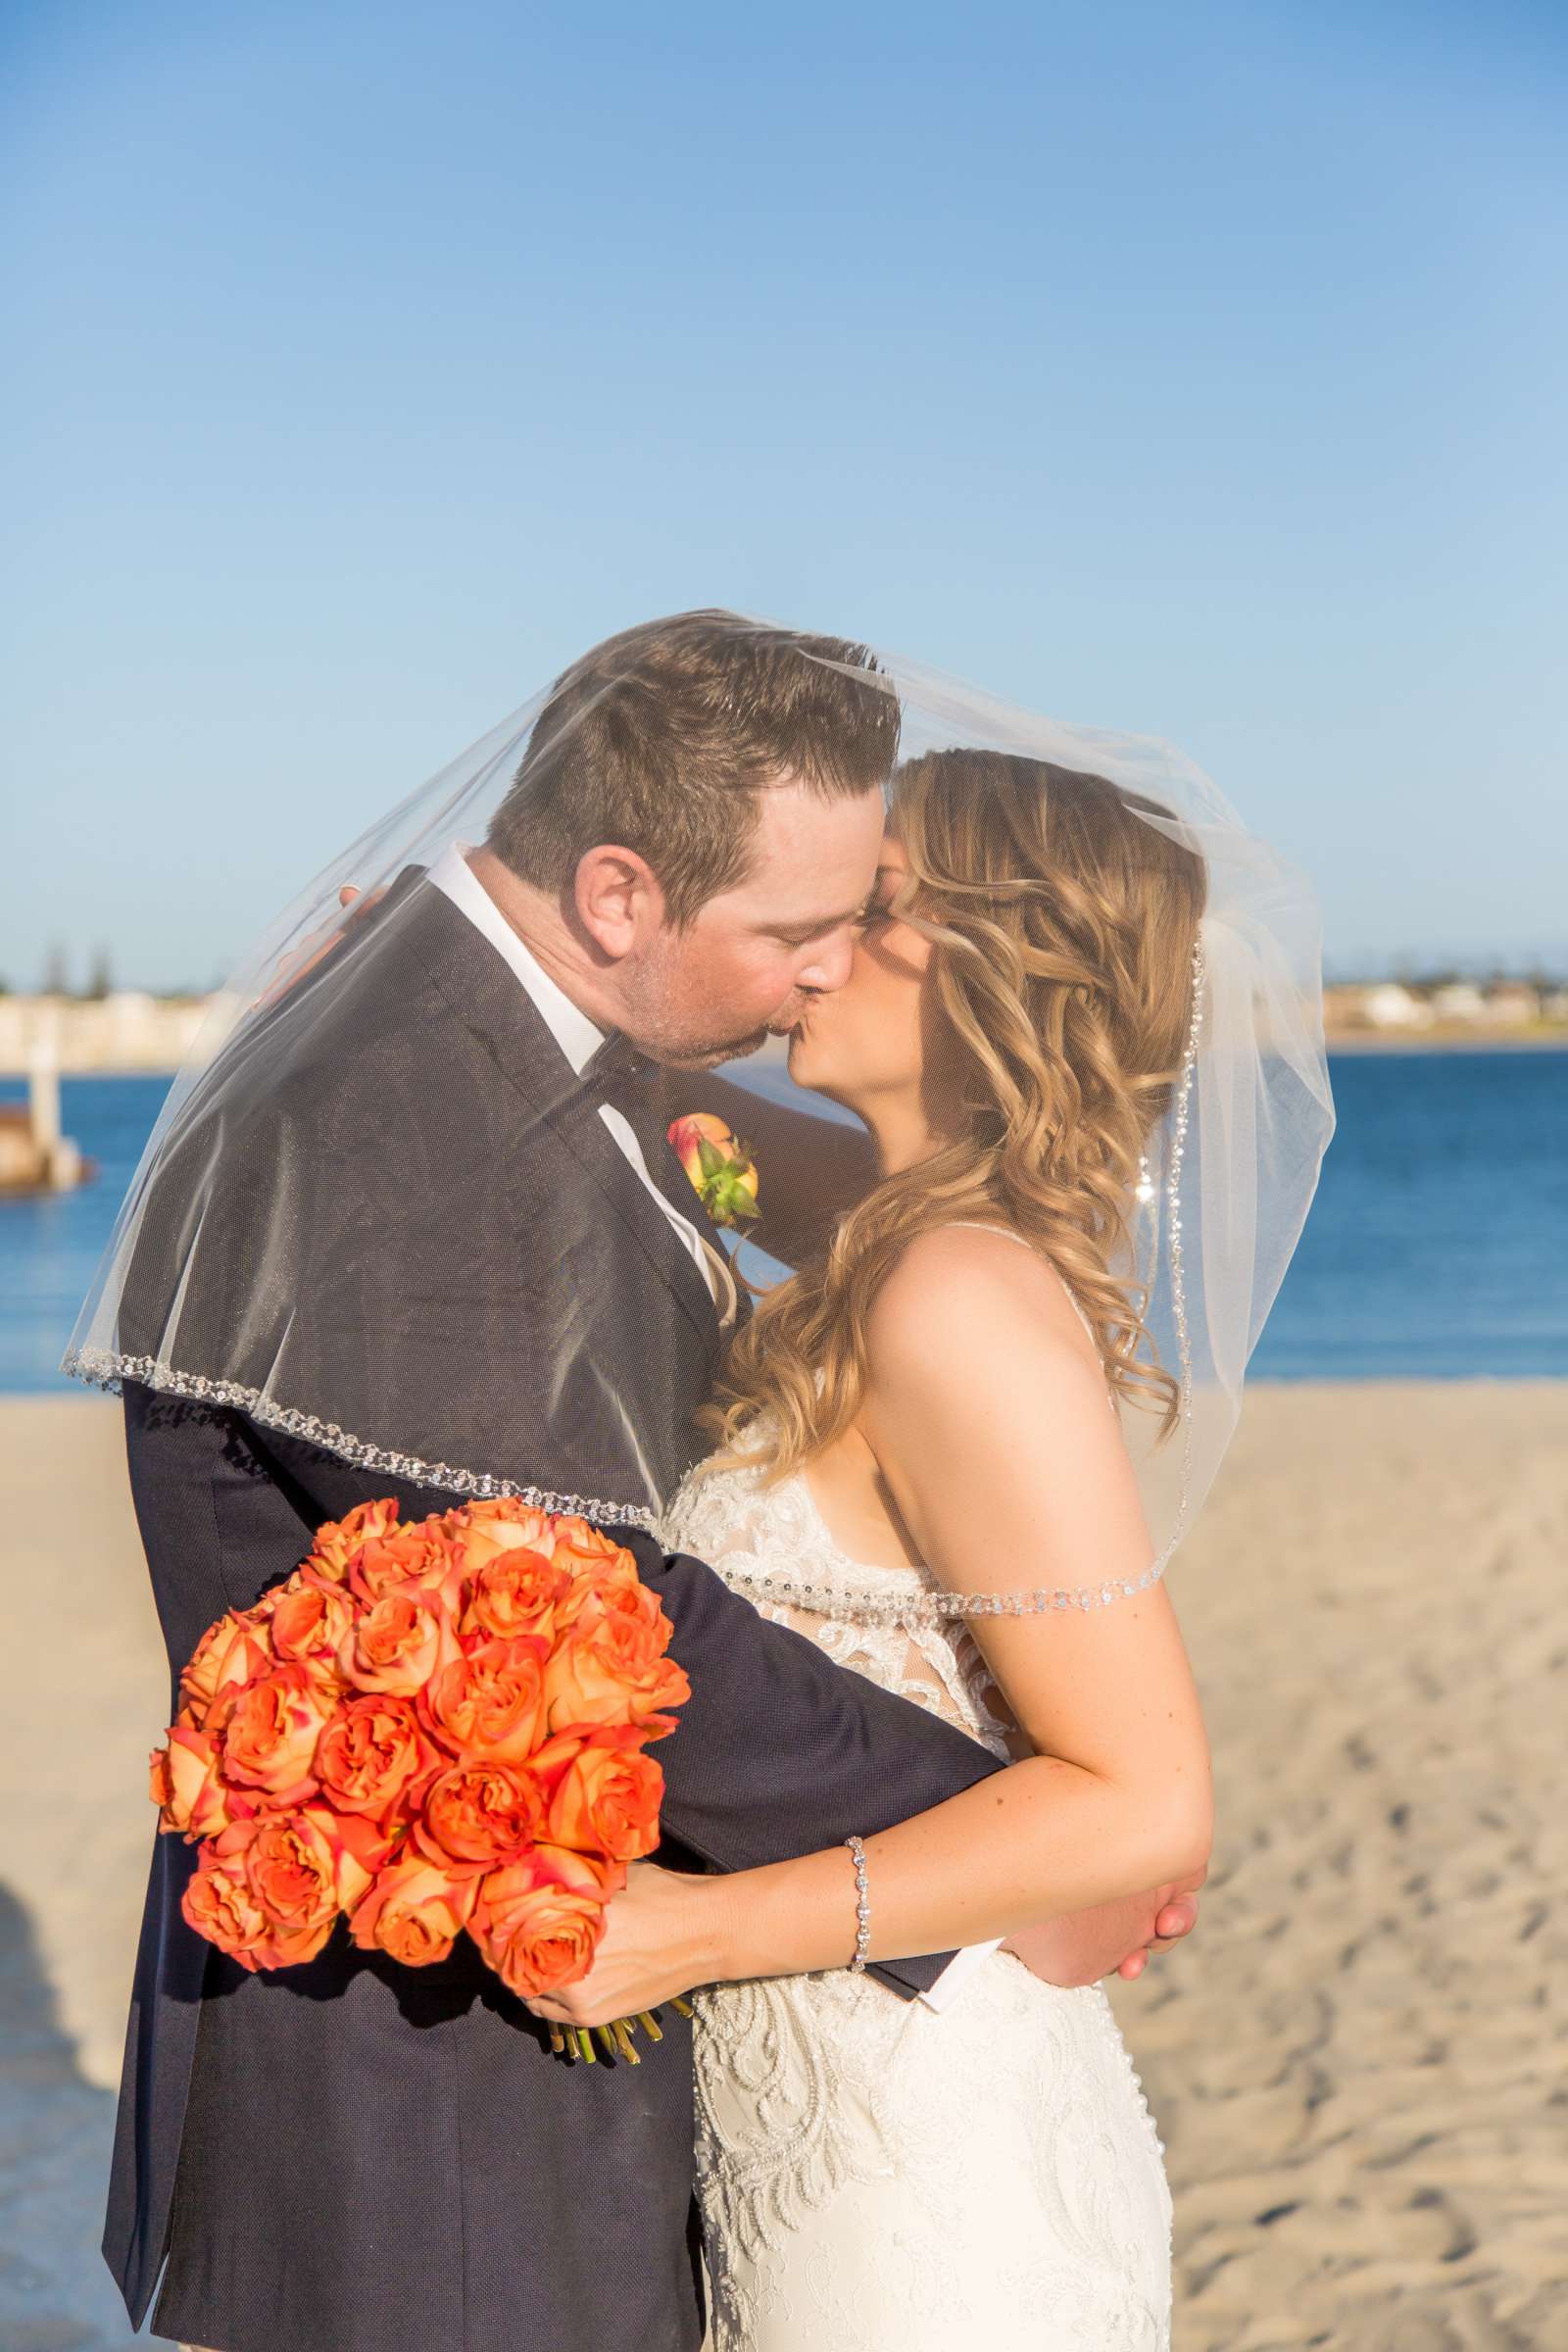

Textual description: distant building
[1322,985,1366,1029]
[1361,983,1436,1030]
[1485,984,1539,1025]
[1431,982,1487,1022]
[0,992,212,1076]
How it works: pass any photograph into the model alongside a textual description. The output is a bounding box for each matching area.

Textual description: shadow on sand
[0,1884,143,2350]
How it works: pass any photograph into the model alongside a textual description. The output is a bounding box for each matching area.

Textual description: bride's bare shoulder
[863,1223,1101,1390]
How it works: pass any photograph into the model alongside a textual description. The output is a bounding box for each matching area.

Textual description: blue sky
[4,0,1564,990]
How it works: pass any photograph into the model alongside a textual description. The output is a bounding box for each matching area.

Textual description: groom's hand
[1001,1864,1205,1988]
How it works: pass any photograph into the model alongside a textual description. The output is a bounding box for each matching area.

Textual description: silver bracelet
[845,1835,871,1973]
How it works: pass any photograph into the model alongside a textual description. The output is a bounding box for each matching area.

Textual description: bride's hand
[521,1863,728,2031]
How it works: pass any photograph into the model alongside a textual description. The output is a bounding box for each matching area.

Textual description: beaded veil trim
[65,942,1204,1589]
[60,1346,662,1532]
[687,1545,1173,1627]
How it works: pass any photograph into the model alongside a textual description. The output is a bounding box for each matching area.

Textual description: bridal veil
[66,611,1334,1593]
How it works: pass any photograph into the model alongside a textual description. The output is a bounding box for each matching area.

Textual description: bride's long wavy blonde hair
[702,748,1208,1483]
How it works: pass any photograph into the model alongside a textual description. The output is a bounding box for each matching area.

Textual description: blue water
[0,1076,174,1395]
[2,1054,1564,1393]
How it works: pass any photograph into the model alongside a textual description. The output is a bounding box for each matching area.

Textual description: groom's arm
[623,1533,1004,1997]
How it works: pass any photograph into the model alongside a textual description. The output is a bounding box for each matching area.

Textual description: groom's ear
[572,844,668,960]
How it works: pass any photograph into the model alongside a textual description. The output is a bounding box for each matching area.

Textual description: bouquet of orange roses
[150,1495,690,2064]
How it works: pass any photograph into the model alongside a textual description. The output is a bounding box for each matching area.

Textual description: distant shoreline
[1323,1029,1568,1054]
[6,1034,1566,1082]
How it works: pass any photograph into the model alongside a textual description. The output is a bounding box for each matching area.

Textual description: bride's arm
[527,1227,1213,2027]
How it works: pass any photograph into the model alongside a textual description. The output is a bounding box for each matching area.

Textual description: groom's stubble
[610,780,887,1070]
[471,776,886,1073]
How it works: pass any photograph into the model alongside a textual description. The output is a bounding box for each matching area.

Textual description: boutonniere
[666,1113,760,1230]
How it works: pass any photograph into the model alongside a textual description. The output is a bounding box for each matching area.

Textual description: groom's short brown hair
[488,610,898,924]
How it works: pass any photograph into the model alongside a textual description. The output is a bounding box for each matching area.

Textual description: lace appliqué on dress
[662,1448,1015,1758]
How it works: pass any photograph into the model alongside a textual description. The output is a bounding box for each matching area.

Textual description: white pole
[28,1038,62,1157]
[27,1013,74,1187]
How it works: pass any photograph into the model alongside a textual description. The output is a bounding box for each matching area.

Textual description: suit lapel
[404,882,722,1353]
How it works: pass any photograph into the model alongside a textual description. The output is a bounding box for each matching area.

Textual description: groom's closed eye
[771,910,865,947]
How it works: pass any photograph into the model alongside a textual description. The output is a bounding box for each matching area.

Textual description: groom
[109,612,1195,2352]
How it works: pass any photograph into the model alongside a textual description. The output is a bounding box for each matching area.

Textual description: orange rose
[541,1613,691,1737]
[182,1838,272,1970]
[555,1562,670,1645]
[316,1693,441,1821]
[241,1804,382,1936]
[460,1550,570,1643]
[150,1724,237,1841]
[420,1636,548,1764]
[449,1498,557,1577]
[182,1818,343,1970]
[348,1520,462,1608]
[336,1590,455,1697]
[269,1577,357,1675]
[549,1517,627,1570]
[667,1109,725,1177]
[179,1611,274,1727]
[303,1496,405,1585]
[468,1844,624,1999]
[350,1851,482,1968]
[220,1664,336,1803]
[417,1762,544,1867]
[537,1727,664,1863]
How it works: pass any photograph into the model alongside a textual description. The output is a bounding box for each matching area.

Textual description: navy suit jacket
[106,875,1004,2352]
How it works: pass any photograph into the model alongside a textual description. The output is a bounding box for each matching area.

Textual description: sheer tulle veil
[65,612,1335,1594]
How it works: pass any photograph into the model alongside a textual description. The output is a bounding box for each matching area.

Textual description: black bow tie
[578,1034,682,1179]
[580,1031,660,1105]
[581,1030,741,1291]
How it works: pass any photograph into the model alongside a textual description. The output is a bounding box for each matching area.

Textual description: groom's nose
[795,926,857,997]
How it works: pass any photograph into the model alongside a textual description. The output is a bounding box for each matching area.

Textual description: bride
[525,746,1229,2349]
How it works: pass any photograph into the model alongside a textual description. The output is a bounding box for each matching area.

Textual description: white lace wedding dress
[661,1439,1175,2351]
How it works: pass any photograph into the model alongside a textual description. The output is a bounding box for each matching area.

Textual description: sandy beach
[3,1386,1564,2350]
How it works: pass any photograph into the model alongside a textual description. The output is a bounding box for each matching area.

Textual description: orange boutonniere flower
[666,1113,760,1229]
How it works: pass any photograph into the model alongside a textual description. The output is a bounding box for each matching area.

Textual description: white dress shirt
[430,842,991,2011]
[427,844,734,1326]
